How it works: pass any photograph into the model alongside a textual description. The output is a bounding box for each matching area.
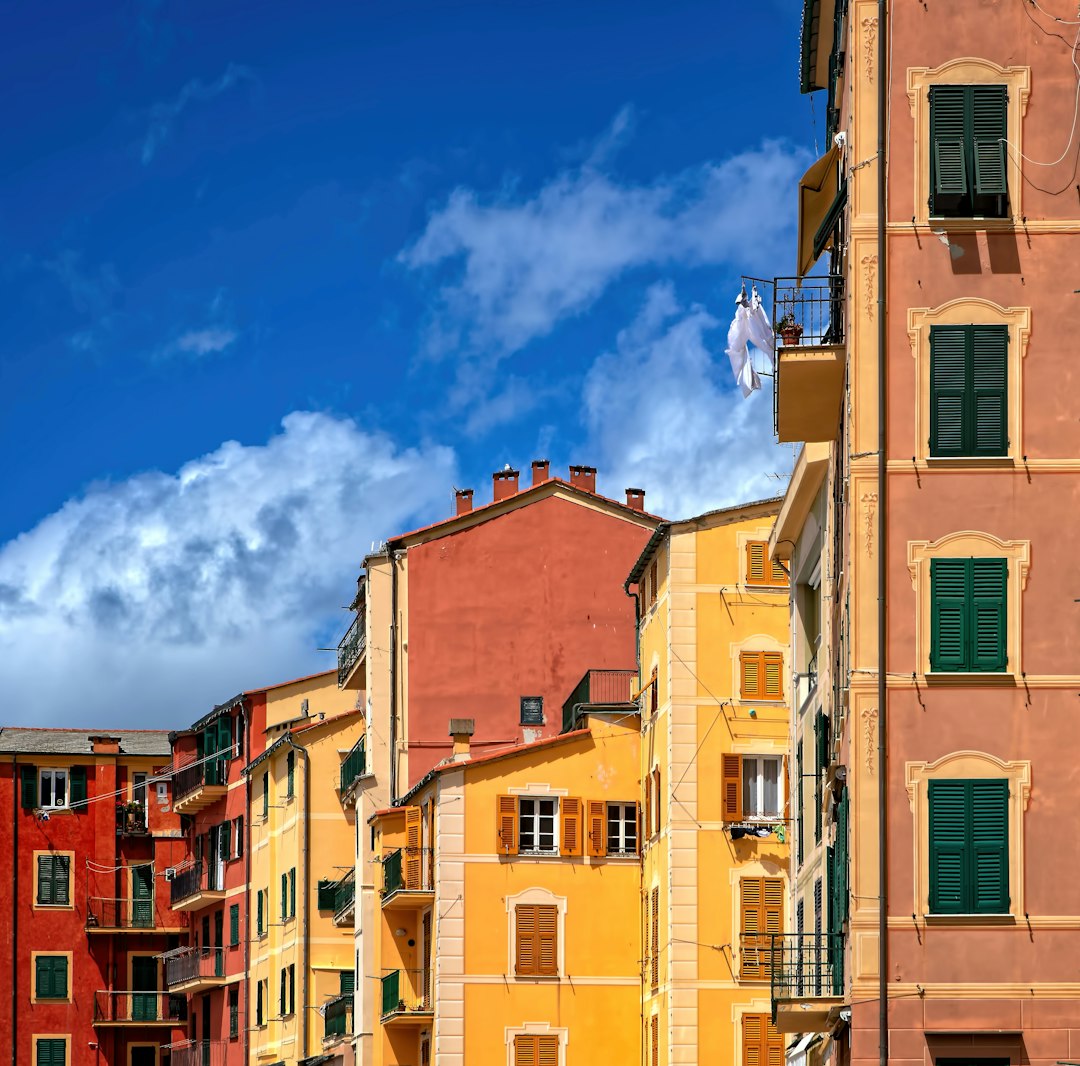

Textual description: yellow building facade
[244,670,362,1066]
[368,710,642,1066]
[628,500,791,1066]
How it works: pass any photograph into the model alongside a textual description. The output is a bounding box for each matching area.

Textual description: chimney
[455,488,474,516]
[625,488,646,512]
[89,735,121,755]
[449,718,475,760]
[492,469,520,502]
[568,465,597,495]
[531,459,551,486]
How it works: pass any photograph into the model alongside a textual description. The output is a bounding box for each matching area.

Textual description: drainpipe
[286,736,311,1058]
[389,551,399,803]
[11,755,18,1066]
[242,703,251,1066]
[624,575,645,1066]
[876,2,889,1065]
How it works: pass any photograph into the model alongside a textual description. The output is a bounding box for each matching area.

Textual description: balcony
[337,612,366,688]
[769,933,845,1033]
[116,803,150,837]
[326,869,355,927]
[339,736,367,796]
[165,1041,229,1066]
[172,757,229,815]
[323,992,353,1043]
[169,860,226,912]
[380,969,432,1027]
[380,848,434,911]
[773,275,846,444]
[561,668,637,732]
[165,946,227,994]
[85,896,188,935]
[93,990,187,1027]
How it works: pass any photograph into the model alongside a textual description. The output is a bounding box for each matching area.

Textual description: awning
[800,0,839,94]
[797,145,840,276]
[786,1032,821,1066]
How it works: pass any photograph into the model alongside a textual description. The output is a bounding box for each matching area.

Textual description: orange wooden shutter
[496,795,518,854]
[586,800,606,857]
[404,806,422,889]
[770,555,788,586]
[740,652,762,699]
[561,797,582,856]
[650,886,659,991]
[514,1035,538,1066]
[740,878,764,978]
[765,1017,785,1066]
[650,1014,659,1066]
[763,653,783,700]
[653,768,661,832]
[783,757,790,823]
[743,1015,765,1066]
[644,773,652,839]
[746,541,767,584]
[721,754,743,821]
[515,905,537,975]
[537,1036,558,1066]
[649,667,658,714]
[649,558,658,607]
[537,904,558,975]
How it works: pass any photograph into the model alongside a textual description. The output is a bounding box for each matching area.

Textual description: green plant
[775,311,797,331]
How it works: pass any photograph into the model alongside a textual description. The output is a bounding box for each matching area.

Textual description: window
[256,978,266,1026]
[929,779,1009,914]
[132,772,147,809]
[35,1039,67,1066]
[930,84,1008,218]
[256,889,266,936]
[35,956,69,1000]
[740,651,783,701]
[650,886,659,992]
[930,325,1007,457]
[606,803,637,855]
[520,696,544,726]
[39,770,68,809]
[739,878,783,979]
[286,750,295,799]
[288,963,296,1015]
[650,1016,659,1066]
[233,815,244,860]
[262,771,269,820]
[289,868,296,918]
[721,754,784,821]
[515,904,557,976]
[649,667,658,715]
[228,986,239,1039]
[518,798,557,855]
[930,557,1007,672]
[280,968,287,1016]
[229,904,240,947]
[513,1035,559,1065]
[651,768,661,835]
[742,1014,784,1066]
[36,855,71,906]
[796,742,804,867]
[746,540,788,587]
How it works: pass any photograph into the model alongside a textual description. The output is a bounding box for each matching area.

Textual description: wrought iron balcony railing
[337,613,366,686]
[172,757,229,804]
[381,847,433,900]
[165,1040,229,1066]
[772,276,845,349]
[769,933,844,1013]
[170,861,224,907]
[93,990,187,1025]
[85,896,188,933]
[561,669,637,732]
[380,969,431,1019]
[323,992,353,1040]
[116,803,149,836]
[165,946,225,988]
[339,736,366,792]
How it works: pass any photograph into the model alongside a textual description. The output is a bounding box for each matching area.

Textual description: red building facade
[0,728,189,1066]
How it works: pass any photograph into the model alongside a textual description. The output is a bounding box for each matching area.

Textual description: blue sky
[1,0,814,725]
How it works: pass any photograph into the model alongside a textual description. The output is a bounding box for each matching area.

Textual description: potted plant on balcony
[775,311,803,346]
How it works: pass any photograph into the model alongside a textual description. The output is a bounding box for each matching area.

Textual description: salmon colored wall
[402,493,654,787]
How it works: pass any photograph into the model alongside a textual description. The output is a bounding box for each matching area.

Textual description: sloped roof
[0,728,172,756]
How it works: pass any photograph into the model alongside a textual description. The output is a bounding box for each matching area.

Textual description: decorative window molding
[906,58,1030,225]
[505,887,566,980]
[905,750,1031,920]
[908,298,1030,464]
[730,634,786,705]
[738,529,788,588]
[907,530,1030,677]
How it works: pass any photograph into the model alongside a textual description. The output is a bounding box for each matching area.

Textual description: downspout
[624,576,644,1066]
[876,2,889,1065]
[11,755,18,1066]
[286,736,311,1058]
[389,550,399,803]
[242,704,251,1066]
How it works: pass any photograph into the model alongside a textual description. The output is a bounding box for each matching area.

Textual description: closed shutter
[741,877,783,979]
[37,855,54,905]
[496,795,518,854]
[537,1036,558,1066]
[721,754,743,821]
[404,806,422,888]
[931,558,1007,672]
[317,879,335,910]
[971,558,1008,671]
[763,653,783,699]
[537,905,557,975]
[515,904,556,975]
[930,326,968,457]
[740,652,761,699]
[69,766,87,809]
[651,1015,659,1066]
[54,855,70,905]
[561,797,582,856]
[513,1036,537,1066]
[972,85,1008,194]
[586,801,606,857]
[931,325,1008,458]
[747,540,767,583]
[650,886,659,991]
[515,905,537,975]
[743,1014,784,1066]
[972,326,1008,455]
[340,969,355,997]
[36,1039,66,1066]
[972,779,1010,913]
[35,956,67,999]
[230,904,240,946]
[930,85,969,211]
[22,765,37,809]
[930,558,969,671]
[257,889,264,934]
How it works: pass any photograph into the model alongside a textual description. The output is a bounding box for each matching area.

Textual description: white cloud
[0,413,455,726]
[401,120,809,368]
[582,282,792,519]
[162,326,239,359]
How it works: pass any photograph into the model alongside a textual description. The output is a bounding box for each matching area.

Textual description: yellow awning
[797,144,839,276]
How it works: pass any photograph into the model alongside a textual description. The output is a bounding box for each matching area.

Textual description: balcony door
[132,864,154,929]
[131,956,158,1021]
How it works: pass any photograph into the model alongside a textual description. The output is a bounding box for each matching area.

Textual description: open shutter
[22,765,38,810]
[496,795,518,855]
[586,800,606,857]
[740,652,762,699]
[721,754,743,822]
[644,774,653,838]
[972,85,1008,195]
[930,558,969,672]
[929,779,969,913]
[230,904,240,946]
[561,797,582,856]
[404,806,422,889]
[281,873,288,920]
[929,326,968,457]
[340,969,355,997]
[971,326,1008,456]
[763,653,783,699]
[930,85,969,211]
[69,766,87,809]
[971,557,1007,671]
[836,789,850,924]
[537,904,558,975]
[796,742,804,866]
[747,541,767,584]
[515,905,537,975]
[740,878,764,979]
[290,868,296,917]
[650,886,659,990]
[971,779,1009,913]
[317,879,335,910]
[218,716,233,759]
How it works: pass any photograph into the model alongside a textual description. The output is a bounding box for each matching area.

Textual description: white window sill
[517,850,560,859]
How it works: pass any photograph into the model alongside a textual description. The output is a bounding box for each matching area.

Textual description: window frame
[606,802,638,856]
[929,324,1008,459]
[34,853,73,909]
[33,1037,69,1066]
[739,651,784,702]
[741,755,784,821]
[745,539,789,588]
[32,954,71,1002]
[517,797,559,857]
[39,769,69,810]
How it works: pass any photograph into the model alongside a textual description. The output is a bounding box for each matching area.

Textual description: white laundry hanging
[746,286,776,371]
[724,285,775,398]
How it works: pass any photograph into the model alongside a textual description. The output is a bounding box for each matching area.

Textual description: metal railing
[172,756,229,803]
[773,276,845,349]
[337,613,366,685]
[381,847,433,898]
[166,1040,228,1066]
[85,896,188,932]
[332,869,355,924]
[93,990,187,1025]
[170,861,224,906]
[561,669,637,732]
[116,803,149,835]
[165,946,225,988]
[380,969,431,1018]
[769,933,844,1010]
[795,649,819,714]
[324,993,353,1040]
[339,736,366,792]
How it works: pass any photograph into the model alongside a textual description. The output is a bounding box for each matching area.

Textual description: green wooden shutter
[931,559,969,671]
[37,855,53,905]
[972,85,1008,195]
[35,956,50,998]
[971,558,1008,671]
[262,771,269,818]
[289,868,296,917]
[317,879,336,910]
[281,873,288,920]
[22,765,38,809]
[287,751,295,797]
[54,854,70,905]
[929,326,968,457]
[257,889,264,935]
[796,742,804,867]
[218,716,232,758]
[69,766,87,809]
[929,779,969,913]
[37,1038,66,1066]
[230,904,240,946]
[930,85,969,211]
[340,969,355,997]
[971,780,1010,913]
[971,326,1008,456]
[280,968,287,1015]
[836,789,850,924]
